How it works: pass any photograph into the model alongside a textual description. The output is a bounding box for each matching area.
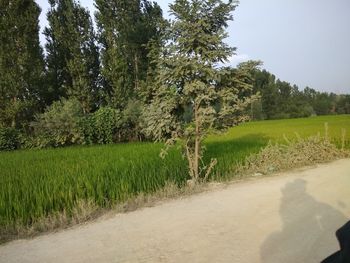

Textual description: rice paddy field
[0,115,349,233]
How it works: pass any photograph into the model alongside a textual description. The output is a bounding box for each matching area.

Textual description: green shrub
[121,99,143,141]
[93,107,122,144]
[32,98,84,147]
[79,107,122,145]
[0,127,20,151]
[77,103,143,145]
[31,102,125,147]
[79,116,95,145]
[20,134,53,149]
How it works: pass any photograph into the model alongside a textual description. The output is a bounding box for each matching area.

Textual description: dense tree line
[0,0,349,151]
[0,0,45,130]
[0,0,166,149]
[250,69,350,120]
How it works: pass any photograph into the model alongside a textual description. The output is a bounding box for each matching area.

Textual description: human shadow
[260,179,348,263]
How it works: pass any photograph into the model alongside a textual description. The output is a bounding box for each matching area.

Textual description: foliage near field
[250,70,350,120]
[0,115,349,238]
[1,0,349,152]
[237,134,349,176]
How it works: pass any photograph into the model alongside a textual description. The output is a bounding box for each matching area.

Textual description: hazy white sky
[36,0,350,94]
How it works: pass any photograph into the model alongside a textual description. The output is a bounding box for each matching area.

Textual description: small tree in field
[144,0,259,184]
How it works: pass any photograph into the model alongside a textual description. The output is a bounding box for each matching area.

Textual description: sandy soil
[1,159,350,263]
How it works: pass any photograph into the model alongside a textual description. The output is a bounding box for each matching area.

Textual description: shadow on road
[260,179,348,263]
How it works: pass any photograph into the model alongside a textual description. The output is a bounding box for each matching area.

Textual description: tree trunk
[134,53,139,91]
[194,104,200,181]
[11,97,17,128]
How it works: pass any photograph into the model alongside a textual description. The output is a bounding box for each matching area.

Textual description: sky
[36,0,350,94]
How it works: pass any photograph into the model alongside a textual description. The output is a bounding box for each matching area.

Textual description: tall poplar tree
[0,0,45,128]
[45,0,99,113]
[95,0,165,108]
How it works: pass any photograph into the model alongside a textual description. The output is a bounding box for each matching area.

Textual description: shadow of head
[282,178,307,194]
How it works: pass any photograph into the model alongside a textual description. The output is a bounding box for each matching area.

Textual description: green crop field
[0,115,349,232]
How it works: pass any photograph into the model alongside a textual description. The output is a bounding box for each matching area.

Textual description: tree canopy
[143,0,260,182]
[0,0,348,152]
[45,0,100,113]
[0,0,44,128]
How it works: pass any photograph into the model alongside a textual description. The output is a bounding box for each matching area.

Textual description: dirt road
[1,159,350,263]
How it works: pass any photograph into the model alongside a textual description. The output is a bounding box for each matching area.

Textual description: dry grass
[235,133,349,177]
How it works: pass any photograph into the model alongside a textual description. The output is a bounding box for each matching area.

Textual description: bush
[32,98,84,147]
[31,101,125,148]
[20,99,142,148]
[0,127,20,151]
[237,134,349,176]
[79,116,95,145]
[121,100,143,141]
[80,107,122,145]
[93,107,122,144]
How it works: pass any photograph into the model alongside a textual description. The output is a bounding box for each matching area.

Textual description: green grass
[0,115,349,231]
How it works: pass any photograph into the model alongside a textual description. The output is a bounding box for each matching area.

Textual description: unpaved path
[1,159,350,263]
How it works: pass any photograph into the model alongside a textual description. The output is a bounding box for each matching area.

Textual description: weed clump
[237,133,349,176]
